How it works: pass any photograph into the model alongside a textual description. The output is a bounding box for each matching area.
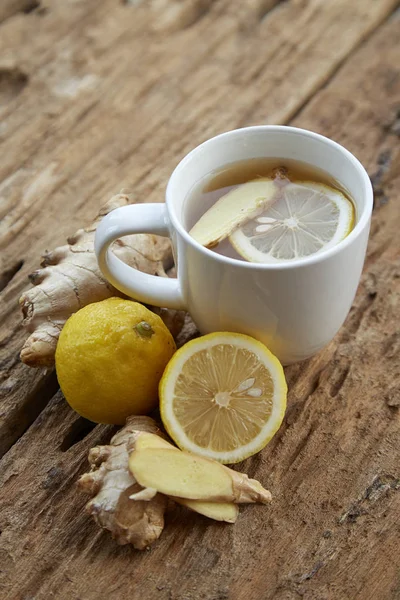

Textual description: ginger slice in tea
[189,178,278,249]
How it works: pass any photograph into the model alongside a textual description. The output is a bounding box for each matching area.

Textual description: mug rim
[166,125,373,271]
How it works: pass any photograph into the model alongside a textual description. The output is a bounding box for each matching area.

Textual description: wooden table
[1,1,399,598]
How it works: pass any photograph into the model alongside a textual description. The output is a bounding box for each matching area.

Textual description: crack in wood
[0,351,21,379]
[341,290,377,338]
[22,0,40,14]
[0,259,24,292]
[0,67,29,105]
[371,149,392,209]
[60,417,97,452]
[339,474,400,524]
[0,370,59,458]
[382,106,400,137]
[310,370,322,396]
[329,364,350,398]
[287,422,316,468]
[0,0,40,24]
[75,99,101,125]
[297,560,324,582]
[285,365,326,427]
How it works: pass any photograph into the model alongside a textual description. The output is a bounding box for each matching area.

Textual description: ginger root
[79,416,241,548]
[19,194,185,367]
[78,416,167,549]
[79,416,271,548]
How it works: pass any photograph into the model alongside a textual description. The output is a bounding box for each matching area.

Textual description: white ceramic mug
[95,126,373,364]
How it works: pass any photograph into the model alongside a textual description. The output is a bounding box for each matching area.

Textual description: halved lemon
[230,181,354,263]
[159,332,287,464]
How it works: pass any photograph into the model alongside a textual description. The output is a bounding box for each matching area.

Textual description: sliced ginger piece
[189,178,277,248]
[129,448,271,504]
[130,432,239,522]
[133,431,175,451]
[173,498,239,522]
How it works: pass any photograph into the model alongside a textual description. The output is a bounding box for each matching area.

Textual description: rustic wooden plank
[0,0,398,457]
[0,8,399,600]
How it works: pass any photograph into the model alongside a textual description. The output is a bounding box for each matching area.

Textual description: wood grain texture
[0,0,399,598]
[0,0,398,457]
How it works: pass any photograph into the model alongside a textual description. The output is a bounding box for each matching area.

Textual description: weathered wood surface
[0,1,399,599]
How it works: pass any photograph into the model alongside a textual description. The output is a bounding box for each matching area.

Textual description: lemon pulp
[230,181,354,263]
[160,332,287,464]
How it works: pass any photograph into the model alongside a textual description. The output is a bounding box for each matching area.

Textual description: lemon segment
[230,181,354,263]
[159,332,287,464]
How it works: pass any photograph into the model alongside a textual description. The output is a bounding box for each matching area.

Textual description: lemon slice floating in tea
[230,181,355,263]
[159,332,287,464]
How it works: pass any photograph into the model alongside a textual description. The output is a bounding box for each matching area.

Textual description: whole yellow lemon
[55,298,176,424]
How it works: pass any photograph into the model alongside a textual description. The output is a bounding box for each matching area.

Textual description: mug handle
[95,203,185,310]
